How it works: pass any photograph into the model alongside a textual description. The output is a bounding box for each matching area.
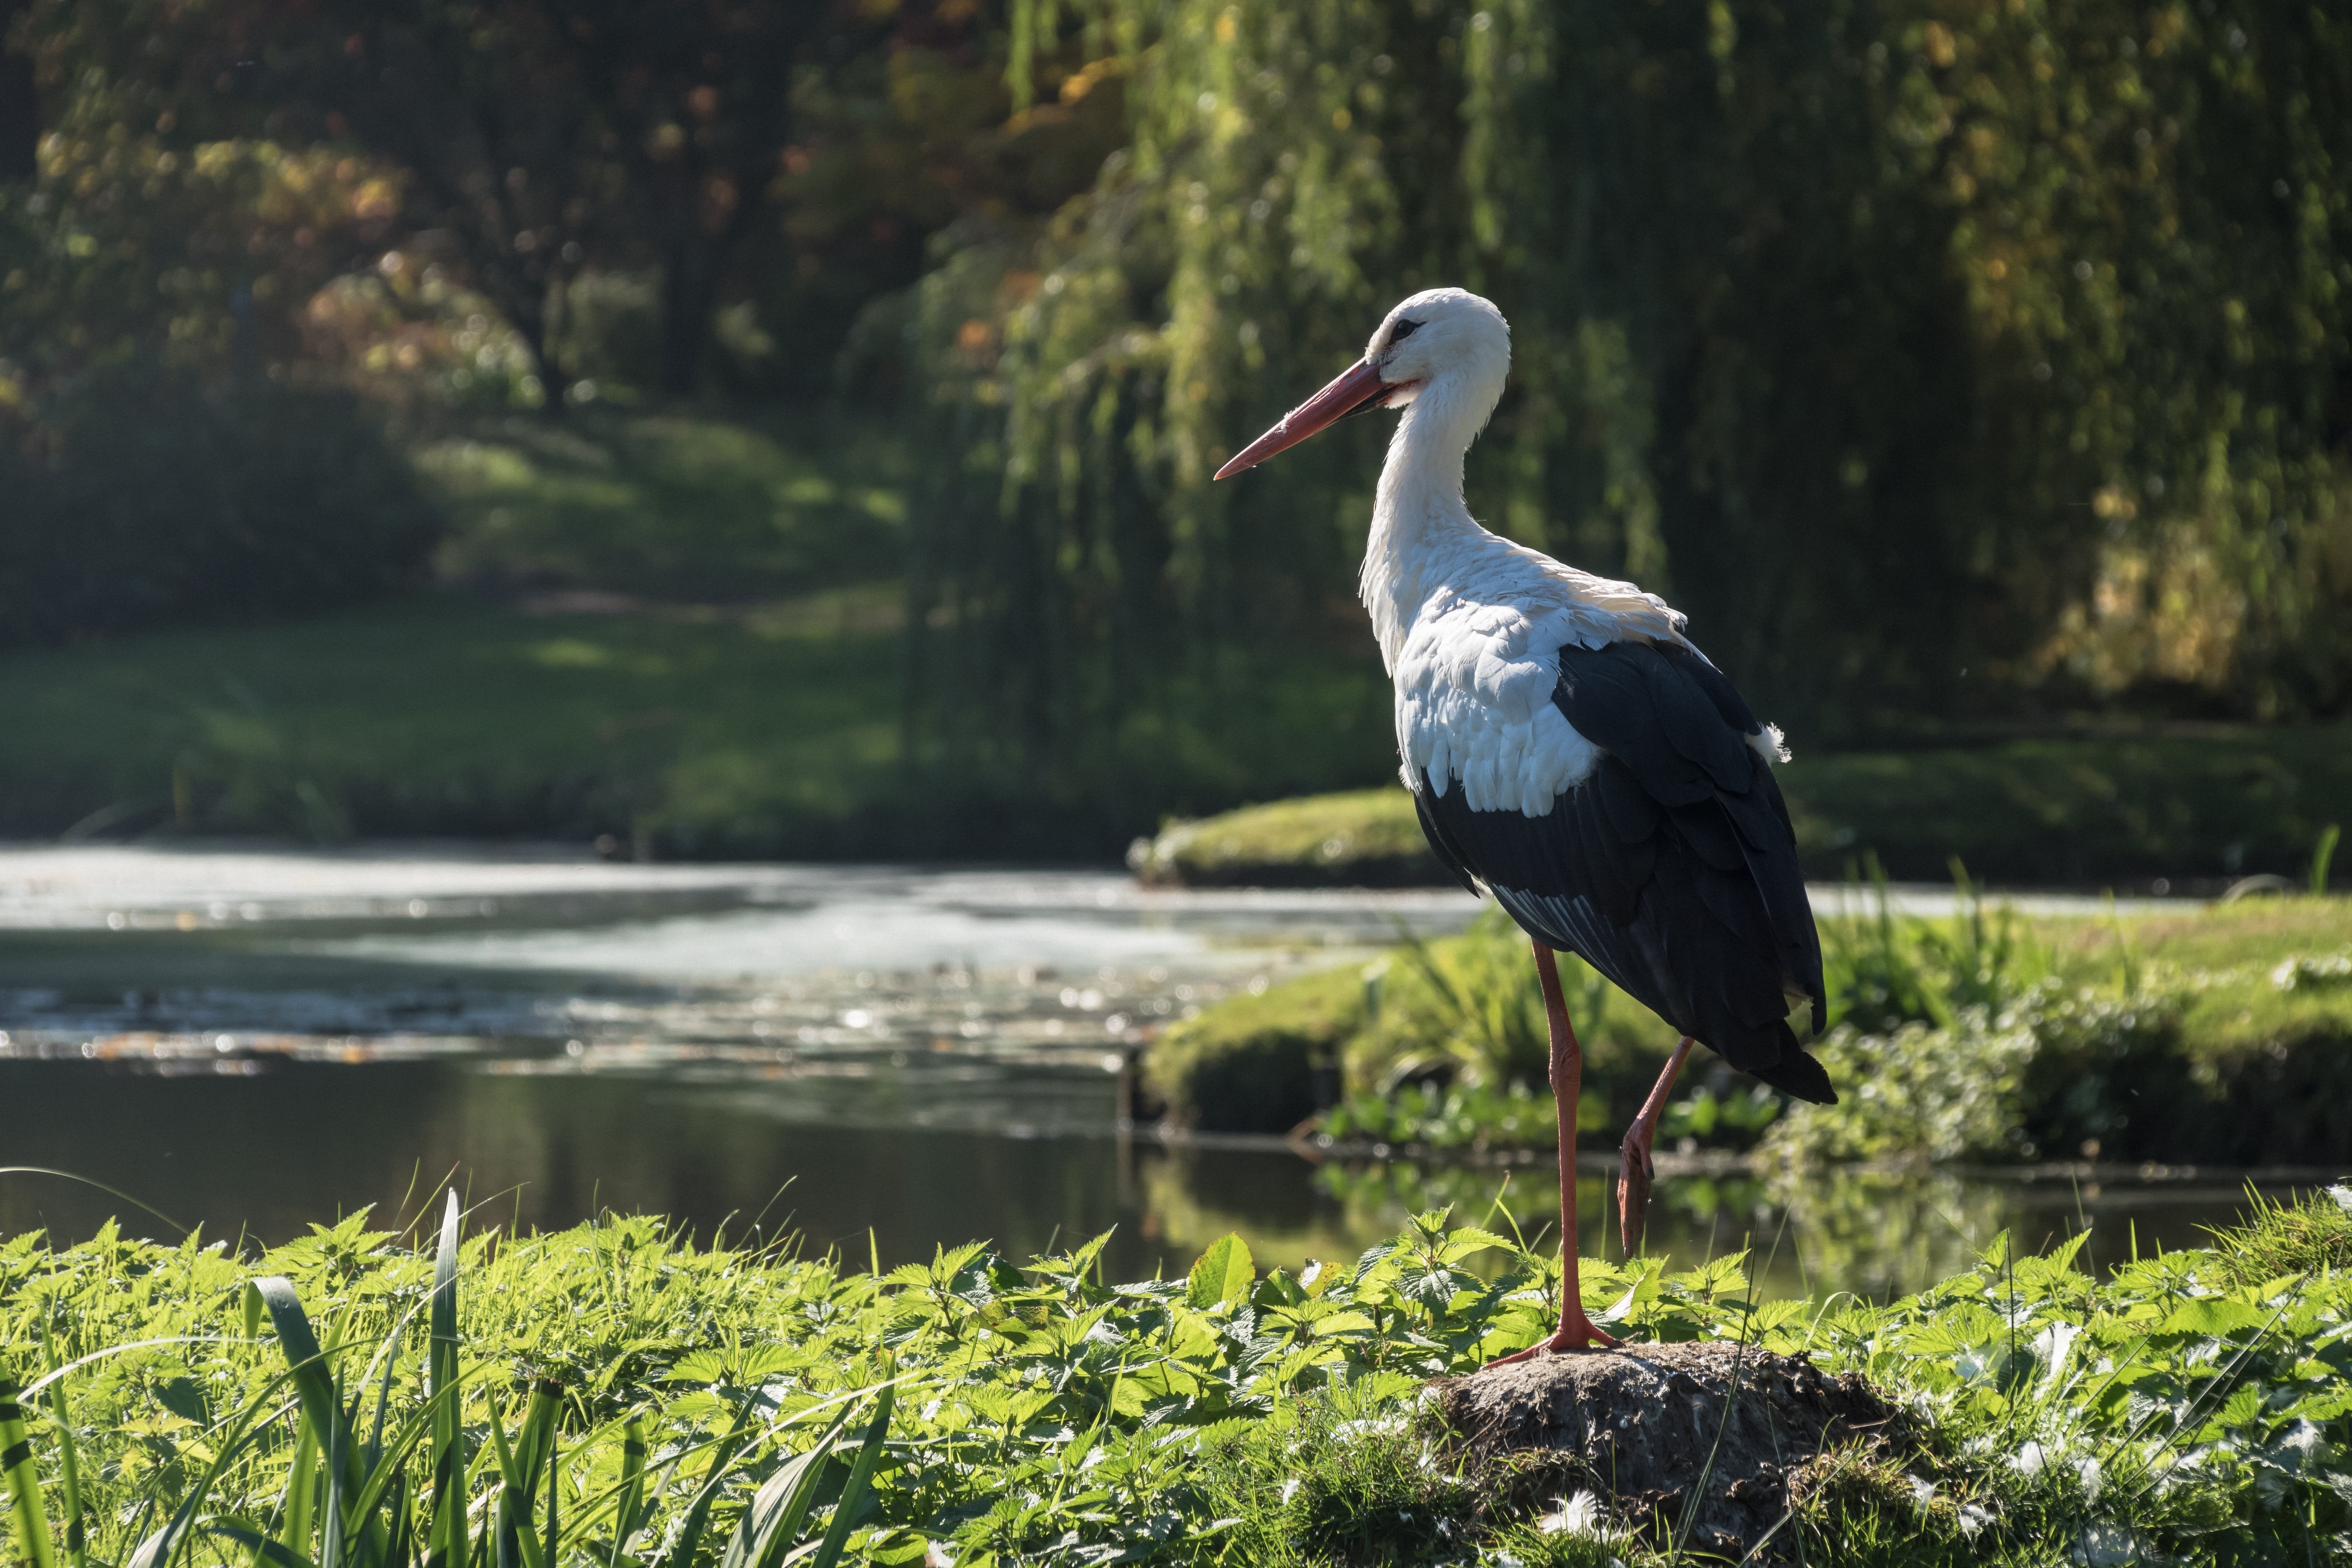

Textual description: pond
[0,844,2293,1298]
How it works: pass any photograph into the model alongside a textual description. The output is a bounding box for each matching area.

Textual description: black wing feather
[1409,638,1835,1103]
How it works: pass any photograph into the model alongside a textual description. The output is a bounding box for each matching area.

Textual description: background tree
[900,0,2352,822]
[0,0,35,181]
[563,2,837,396]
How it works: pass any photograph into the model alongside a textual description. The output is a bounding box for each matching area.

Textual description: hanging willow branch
[908,0,2352,816]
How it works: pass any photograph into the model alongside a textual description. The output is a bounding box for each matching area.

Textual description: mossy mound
[1129,787,1445,887]
[1436,1343,1913,1564]
[1143,963,1365,1132]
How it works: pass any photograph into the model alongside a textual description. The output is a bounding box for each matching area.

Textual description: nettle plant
[1,1194,2348,1565]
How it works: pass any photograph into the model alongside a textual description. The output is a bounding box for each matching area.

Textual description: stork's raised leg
[1616,1037,1694,1258]
[1486,940,1619,1365]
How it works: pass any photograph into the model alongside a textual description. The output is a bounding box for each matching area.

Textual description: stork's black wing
[1410,639,1834,1103]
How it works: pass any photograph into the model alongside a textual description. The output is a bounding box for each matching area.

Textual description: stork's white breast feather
[1392,534,1689,817]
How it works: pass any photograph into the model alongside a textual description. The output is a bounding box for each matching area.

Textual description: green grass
[0,593,911,855]
[0,591,1410,856]
[1133,724,2352,888]
[2,1192,2347,1566]
[414,407,911,603]
[1154,890,2352,1165]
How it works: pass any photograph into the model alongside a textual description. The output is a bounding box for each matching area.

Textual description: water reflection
[0,846,2301,1296]
[0,1043,2279,1299]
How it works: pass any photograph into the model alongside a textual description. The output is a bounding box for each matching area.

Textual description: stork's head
[1214,288,1510,480]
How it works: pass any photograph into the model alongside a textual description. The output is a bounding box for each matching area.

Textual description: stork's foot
[1617,1126,1658,1257]
[1483,1308,1621,1368]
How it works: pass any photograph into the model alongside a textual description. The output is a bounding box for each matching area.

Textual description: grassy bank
[1131,724,2352,890]
[1,1191,2346,1566]
[0,593,911,855]
[1145,891,2352,1170]
[0,592,1410,858]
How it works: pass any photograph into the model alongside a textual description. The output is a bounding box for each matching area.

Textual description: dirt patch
[1433,1341,1911,1561]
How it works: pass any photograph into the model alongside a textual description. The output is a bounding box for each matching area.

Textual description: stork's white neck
[1359,374,1495,671]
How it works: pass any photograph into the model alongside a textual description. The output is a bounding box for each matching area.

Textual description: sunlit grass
[414,407,910,603]
[4,1192,2344,1566]
[1163,875,2352,1168]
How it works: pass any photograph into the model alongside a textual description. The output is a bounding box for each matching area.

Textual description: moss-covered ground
[2,1189,2346,1566]
[1146,892,2352,1170]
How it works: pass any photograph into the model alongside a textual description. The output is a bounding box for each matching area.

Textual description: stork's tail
[1746,1021,1837,1105]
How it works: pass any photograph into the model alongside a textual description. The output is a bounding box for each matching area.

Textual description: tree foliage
[906,0,2352,799]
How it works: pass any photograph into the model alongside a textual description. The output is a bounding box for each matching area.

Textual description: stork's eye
[1389,318,1421,344]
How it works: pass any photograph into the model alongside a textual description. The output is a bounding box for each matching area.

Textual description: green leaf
[1,1365,59,1568]
[1186,1236,1255,1310]
[809,1386,894,1568]
[426,1191,466,1568]
[2158,1298,2270,1338]
[716,1411,851,1568]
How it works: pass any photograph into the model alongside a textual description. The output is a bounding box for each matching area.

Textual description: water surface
[0,843,2293,1295]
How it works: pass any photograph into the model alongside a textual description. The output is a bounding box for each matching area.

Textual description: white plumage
[1348,289,1718,817]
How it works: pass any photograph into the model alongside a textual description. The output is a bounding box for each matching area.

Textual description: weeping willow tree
[900,0,2352,834]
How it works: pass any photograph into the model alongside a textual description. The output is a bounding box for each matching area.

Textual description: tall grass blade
[0,1365,59,1568]
[203,1521,319,1568]
[486,1382,561,1568]
[606,1417,646,1568]
[807,1385,894,1568]
[661,1408,754,1568]
[426,1192,465,1568]
[253,1279,347,1468]
[252,1278,388,1568]
[363,1329,398,1475]
[320,1405,345,1568]
[2311,823,2340,895]
[281,1400,319,1564]
[382,1476,411,1568]
[541,1426,557,1568]
[36,1322,85,1568]
[716,1409,854,1568]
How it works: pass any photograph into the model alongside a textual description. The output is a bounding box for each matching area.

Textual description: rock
[1433,1341,1909,1561]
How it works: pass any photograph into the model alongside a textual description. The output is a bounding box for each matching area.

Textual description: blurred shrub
[1761,981,2190,1167]
[1820,862,2050,1032]
[1319,1078,1602,1151]
[555,271,664,397]
[0,362,441,646]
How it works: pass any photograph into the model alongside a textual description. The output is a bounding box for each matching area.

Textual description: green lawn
[9,400,2347,868]
[0,589,1409,856]
[0,592,908,853]
[414,405,911,601]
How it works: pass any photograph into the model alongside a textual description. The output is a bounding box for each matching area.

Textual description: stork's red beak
[1212,358,1389,480]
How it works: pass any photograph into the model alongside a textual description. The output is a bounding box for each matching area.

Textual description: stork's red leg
[1486,941,1619,1366]
[1616,1037,1694,1258]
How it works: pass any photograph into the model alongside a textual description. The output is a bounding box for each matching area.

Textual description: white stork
[1215,288,1833,1359]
